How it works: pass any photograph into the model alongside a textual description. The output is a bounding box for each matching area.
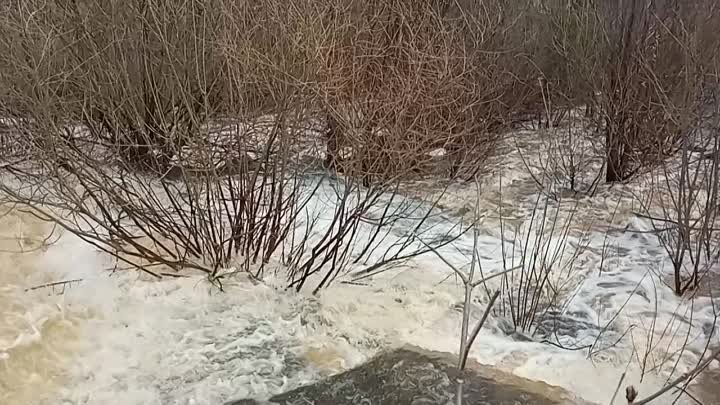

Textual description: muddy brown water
[695,368,720,405]
[0,207,82,405]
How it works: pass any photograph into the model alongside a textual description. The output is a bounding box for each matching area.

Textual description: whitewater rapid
[2,122,719,405]
[2,193,716,405]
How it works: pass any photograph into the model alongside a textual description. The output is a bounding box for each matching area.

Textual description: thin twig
[632,346,720,405]
[460,289,501,370]
[25,279,83,292]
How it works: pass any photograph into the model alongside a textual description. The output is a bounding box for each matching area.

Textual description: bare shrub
[0,0,511,291]
[495,194,591,335]
[502,2,607,197]
[613,1,720,295]
[315,0,531,183]
[0,0,310,280]
[269,0,505,291]
[521,0,720,295]
[514,92,605,199]
[0,0,232,171]
[532,1,719,186]
[641,85,720,295]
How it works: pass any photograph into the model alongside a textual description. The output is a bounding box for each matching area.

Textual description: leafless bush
[616,300,720,405]
[0,0,514,291]
[495,194,591,335]
[220,0,509,290]
[316,0,532,183]
[515,100,605,199]
[0,0,316,281]
[0,0,233,171]
[534,1,719,186]
[641,91,720,295]
[504,2,604,197]
[522,0,720,296]
[283,176,471,294]
[612,2,720,296]
[539,119,604,197]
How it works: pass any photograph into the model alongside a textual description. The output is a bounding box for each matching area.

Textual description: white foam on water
[3,127,719,405]
[39,204,714,405]
[0,208,98,405]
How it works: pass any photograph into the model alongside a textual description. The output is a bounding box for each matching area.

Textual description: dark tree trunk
[324,113,340,170]
[605,127,624,183]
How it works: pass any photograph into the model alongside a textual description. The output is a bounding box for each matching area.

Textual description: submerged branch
[25,278,83,292]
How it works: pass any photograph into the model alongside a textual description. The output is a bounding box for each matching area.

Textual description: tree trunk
[605,125,624,183]
[324,113,340,170]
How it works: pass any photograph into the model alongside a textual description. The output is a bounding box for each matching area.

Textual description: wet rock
[534,310,602,340]
[596,282,626,289]
[494,318,535,342]
[225,345,596,405]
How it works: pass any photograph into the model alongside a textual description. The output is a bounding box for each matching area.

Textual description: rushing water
[1,168,717,405]
[0,206,85,405]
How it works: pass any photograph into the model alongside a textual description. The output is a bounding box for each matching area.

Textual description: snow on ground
[2,117,719,405]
